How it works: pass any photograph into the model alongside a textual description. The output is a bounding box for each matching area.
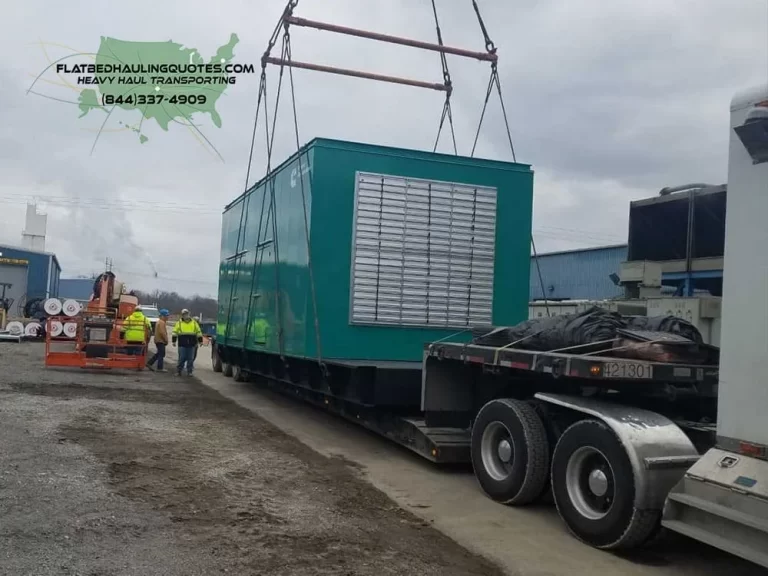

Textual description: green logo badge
[28,34,255,159]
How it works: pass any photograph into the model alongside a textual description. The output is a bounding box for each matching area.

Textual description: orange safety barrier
[44,309,148,370]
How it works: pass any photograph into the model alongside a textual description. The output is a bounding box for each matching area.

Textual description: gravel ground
[0,342,504,576]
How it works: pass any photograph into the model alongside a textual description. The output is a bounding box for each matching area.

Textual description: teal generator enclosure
[217,137,534,365]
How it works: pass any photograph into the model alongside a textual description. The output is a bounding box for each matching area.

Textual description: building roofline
[630,184,726,208]
[0,243,56,258]
[0,243,62,272]
[531,243,628,259]
[60,276,97,281]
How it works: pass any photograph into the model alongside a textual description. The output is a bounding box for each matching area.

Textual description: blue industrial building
[0,243,61,316]
[529,244,628,301]
[58,277,96,301]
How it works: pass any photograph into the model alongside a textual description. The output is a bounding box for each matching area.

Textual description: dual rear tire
[471,399,659,550]
[218,356,247,382]
[212,348,223,372]
[471,398,550,505]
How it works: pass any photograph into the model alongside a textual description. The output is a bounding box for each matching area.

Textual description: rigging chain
[235,1,299,355]
[240,7,326,368]
[469,1,543,313]
[471,0,496,54]
[284,27,326,370]
[431,0,457,155]
[469,0,516,162]
[260,30,292,358]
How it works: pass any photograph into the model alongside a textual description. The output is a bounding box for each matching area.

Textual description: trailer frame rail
[425,341,719,387]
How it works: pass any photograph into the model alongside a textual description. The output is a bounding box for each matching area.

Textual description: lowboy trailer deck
[214,330,720,550]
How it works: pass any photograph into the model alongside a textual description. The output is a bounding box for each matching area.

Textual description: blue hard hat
[159,309,169,316]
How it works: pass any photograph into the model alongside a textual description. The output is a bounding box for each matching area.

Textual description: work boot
[156,368,168,373]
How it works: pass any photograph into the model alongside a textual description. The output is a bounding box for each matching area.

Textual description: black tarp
[472,306,705,353]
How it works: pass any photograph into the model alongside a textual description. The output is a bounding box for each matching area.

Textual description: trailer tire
[233,363,247,382]
[212,348,223,373]
[222,362,234,377]
[471,398,550,505]
[551,419,660,550]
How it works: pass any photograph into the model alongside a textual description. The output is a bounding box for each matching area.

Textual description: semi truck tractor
[212,85,768,566]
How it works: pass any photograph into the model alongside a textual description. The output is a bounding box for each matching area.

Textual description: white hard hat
[181,308,190,315]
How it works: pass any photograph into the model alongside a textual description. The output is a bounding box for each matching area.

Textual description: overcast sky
[1,1,766,297]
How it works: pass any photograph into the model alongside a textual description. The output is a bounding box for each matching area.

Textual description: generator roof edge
[224,139,315,211]
[311,137,532,171]
[223,137,532,212]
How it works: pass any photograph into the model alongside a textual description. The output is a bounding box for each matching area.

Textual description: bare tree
[134,290,217,319]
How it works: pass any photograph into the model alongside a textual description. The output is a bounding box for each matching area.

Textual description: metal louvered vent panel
[350,171,497,328]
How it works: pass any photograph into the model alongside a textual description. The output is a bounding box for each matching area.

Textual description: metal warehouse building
[529,244,628,301]
[0,244,61,316]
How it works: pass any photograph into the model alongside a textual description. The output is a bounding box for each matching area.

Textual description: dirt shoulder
[0,343,504,576]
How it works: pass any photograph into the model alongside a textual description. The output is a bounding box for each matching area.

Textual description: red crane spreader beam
[283,15,497,63]
[260,10,499,94]
[262,56,449,92]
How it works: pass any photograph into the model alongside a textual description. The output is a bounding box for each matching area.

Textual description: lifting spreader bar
[283,16,497,63]
[262,56,449,92]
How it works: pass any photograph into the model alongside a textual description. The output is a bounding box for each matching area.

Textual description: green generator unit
[217,137,533,369]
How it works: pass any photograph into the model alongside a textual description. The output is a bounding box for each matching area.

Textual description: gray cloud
[0,0,765,295]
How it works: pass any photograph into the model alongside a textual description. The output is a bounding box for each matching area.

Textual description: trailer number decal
[603,362,653,380]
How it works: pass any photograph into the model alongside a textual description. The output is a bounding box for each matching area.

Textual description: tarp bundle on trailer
[471,306,710,362]
[472,307,625,351]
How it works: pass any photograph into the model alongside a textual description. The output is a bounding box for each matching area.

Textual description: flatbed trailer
[213,329,720,550]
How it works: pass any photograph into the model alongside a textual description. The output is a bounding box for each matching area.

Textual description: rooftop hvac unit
[618,261,662,299]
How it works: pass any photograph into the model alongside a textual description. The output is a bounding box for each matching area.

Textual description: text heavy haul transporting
[216,137,534,409]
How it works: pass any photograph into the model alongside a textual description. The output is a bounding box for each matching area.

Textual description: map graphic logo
[28,34,255,159]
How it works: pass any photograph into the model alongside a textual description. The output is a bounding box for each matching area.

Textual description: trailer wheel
[212,348,223,373]
[551,419,660,550]
[222,362,234,377]
[471,398,550,505]
[232,363,247,382]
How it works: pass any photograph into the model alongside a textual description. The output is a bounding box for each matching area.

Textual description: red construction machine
[44,271,149,369]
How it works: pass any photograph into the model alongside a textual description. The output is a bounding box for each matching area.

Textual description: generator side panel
[218,147,314,357]
[216,200,242,341]
[308,140,533,362]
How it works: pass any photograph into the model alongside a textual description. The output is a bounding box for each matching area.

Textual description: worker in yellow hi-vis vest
[251,313,271,347]
[123,307,151,356]
[172,309,203,376]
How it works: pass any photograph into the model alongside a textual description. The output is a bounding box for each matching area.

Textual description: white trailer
[661,85,768,566]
